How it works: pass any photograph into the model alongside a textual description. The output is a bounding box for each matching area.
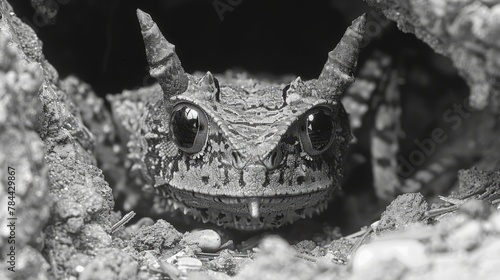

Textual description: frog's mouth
[155,185,337,230]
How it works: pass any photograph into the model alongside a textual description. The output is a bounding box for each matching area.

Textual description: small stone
[186,271,213,280]
[471,239,500,279]
[157,260,182,279]
[182,229,222,252]
[129,217,155,232]
[75,265,84,273]
[447,220,483,251]
[205,270,232,280]
[351,239,428,272]
[259,235,292,254]
[54,199,85,220]
[293,240,317,254]
[66,216,84,233]
[131,219,183,252]
[79,224,112,250]
[458,199,494,220]
[488,210,500,232]
[377,193,428,232]
[177,257,203,272]
[143,250,163,271]
[207,249,238,276]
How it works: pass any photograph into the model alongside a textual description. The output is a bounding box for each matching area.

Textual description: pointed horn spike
[318,14,366,95]
[136,9,188,97]
[247,198,260,219]
[199,71,215,87]
[291,76,303,88]
[136,9,154,30]
[199,71,220,101]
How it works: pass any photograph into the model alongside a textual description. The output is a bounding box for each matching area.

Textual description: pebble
[458,199,493,219]
[377,193,428,232]
[183,229,222,252]
[129,217,155,232]
[187,271,212,280]
[205,270,233,280]
[351,239,428,272]
[488,210,500,232]
[177,257,203,272]
[446,220,482,251]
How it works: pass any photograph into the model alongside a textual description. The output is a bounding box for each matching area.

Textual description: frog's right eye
[170,103,209,154]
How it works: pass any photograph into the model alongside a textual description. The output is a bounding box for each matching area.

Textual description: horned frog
[108,10,365,231]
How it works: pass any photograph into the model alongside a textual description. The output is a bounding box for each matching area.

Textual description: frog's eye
[299,106,337,156]
[170,103,209,154]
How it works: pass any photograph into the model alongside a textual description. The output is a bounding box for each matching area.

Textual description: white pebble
[352,239,428,272]
[177,257,203,271]
[488,210,500,233]
[183,229,222,252]
[447,220,482,251]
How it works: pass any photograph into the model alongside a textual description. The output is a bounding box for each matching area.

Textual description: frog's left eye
[170,103,209,154]
[299,106,337,156]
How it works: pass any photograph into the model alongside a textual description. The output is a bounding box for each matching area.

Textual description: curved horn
[137,9,188,97]
[318,14,366,96]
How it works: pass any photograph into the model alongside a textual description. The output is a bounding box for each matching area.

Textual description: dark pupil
[306,110,333,151]
[172,106,200,148]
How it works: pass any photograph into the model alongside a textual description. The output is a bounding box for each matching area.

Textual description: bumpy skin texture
[108,10,366,230]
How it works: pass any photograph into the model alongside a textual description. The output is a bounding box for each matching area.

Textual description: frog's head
[137,9,365,230]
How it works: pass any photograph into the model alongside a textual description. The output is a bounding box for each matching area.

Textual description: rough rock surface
[364,0,500,111]
[0,2,51,279]
[377,193,428,232]
[0,1,132,279]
